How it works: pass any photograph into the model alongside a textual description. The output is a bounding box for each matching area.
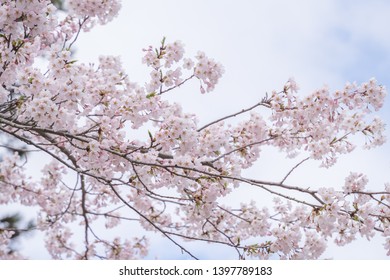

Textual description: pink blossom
[0,0,388,260]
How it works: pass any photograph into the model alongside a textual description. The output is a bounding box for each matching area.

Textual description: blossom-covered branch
[0,0,389,260]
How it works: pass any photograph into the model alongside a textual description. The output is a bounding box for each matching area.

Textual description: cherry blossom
[0,0,389,260]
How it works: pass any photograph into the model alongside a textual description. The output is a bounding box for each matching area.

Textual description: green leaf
[148,130,154,142]
[66,59,78,65]
[146,92,156,99]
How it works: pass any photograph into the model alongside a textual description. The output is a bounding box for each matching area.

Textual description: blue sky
[6,0,390,259]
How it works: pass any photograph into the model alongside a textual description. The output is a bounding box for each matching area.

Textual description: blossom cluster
[0,0,57,87]
[142,39,224,94]
[269,78,387,167]
[194,51,224,93]
[67,0,121,29]
[0,231,21,259]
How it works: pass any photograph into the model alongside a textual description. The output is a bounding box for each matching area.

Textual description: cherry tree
[0,0,389,260]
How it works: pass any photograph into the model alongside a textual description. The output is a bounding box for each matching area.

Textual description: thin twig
[197,100,271,132]
[280,157,310,184]
[108,183,199,260]
[159,74,195,95]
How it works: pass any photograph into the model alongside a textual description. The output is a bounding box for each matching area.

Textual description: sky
[4,0,390,259]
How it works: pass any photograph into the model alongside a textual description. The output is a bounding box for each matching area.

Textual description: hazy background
[4,0,390,259]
